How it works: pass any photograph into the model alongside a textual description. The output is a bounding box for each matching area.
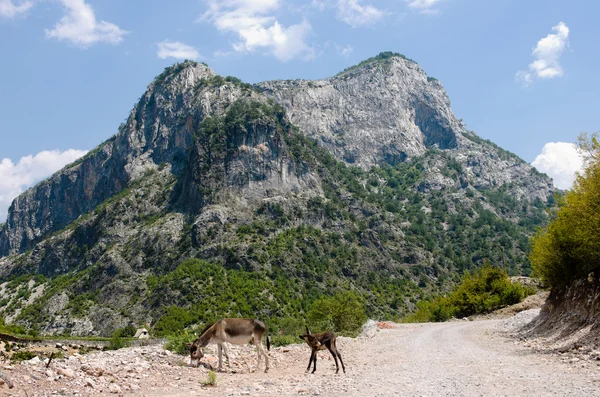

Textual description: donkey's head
[299,327,321,348]
[188,340,205,363]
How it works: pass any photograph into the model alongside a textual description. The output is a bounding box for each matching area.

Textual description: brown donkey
[299,327,345,374]
[188,318,270,372]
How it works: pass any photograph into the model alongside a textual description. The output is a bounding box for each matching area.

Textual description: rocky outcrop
[257,55,460,168]
[257,53,553,203]
[0,62,216,256]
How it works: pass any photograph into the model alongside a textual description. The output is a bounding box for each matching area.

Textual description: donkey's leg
[326,345,340,374]
[255,337,269,373]
[336,348,346,374]
[262,343,270,373]
[306,350,315,373]
[222,343,232,368]
[217,344,224,371]
[311,350,317,374]
[255,340,262,373]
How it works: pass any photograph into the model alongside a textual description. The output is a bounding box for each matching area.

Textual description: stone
[26,356,41,365]
[57,368,75,378]
[109,383,122,394]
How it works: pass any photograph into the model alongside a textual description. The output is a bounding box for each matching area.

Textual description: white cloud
[0,149,88,222]
[517,22,570,85]
[200,0,315,62]
[157,40,201,60]
[340,44,353,57]
[406,0,443,14]
[532,142,583,190]
[336,0,384,27]
[0,0,33,18]
[45,0,127,47]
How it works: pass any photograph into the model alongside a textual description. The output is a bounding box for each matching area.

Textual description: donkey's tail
[267,335,271,351]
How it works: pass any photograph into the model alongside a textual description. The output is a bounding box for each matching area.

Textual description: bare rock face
[257,53,552,203]
[0,62,217,256]
[257,55,460,168]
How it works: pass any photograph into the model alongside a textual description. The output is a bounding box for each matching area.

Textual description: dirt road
[5,318,600,396]
[149,319,600,397]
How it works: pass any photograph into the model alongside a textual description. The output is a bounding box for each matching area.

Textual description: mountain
[0,54,554,336]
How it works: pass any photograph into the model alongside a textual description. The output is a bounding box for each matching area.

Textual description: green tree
[531,132,600,287]
[306,291,367,336]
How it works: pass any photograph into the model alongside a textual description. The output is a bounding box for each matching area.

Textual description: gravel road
[4,317,600,396]
[151,319,600,397]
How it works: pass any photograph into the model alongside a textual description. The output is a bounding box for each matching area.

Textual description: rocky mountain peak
[256,52,463,169]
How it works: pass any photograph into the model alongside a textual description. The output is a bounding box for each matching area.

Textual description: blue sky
[0,0,598,220]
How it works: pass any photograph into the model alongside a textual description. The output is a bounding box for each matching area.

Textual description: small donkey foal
[299,327,345,374]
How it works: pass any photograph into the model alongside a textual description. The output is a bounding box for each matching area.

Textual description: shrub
[404,263,532,322]
[307,291,367,336]
[11,351,36,362]
[113,326,136,338]
[165,330,197,355]
[270,335,299,347]
[106,330,130,351]
[202,370,217,386]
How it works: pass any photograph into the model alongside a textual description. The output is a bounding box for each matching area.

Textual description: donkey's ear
[305,326,311,335]
[299,335,306,340]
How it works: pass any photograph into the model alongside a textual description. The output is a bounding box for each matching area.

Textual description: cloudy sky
[0,0,598,221]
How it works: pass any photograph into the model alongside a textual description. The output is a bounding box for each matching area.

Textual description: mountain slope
[0,55,554,336]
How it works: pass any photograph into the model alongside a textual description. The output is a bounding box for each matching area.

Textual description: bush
[11,351,36,362]
[307,291,367,336]
[165,330,197,355]
[531,132,600,287]
[404,264,532,322]
[202,370,217,386]
[113,325,136,338]
[270,334,299,347]
[106,330,130,351]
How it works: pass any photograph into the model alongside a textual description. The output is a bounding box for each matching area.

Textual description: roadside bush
[307,291,367,336]
[404,264,533,322]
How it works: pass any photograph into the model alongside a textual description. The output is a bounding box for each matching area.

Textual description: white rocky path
[3,316,600,396]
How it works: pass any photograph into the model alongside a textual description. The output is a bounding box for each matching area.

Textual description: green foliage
[306,291,367,336]
[154,60,198,85]
[11,351,36,362]
[404,264,532,322]
[106,331,130,351]
[531,132,600,287]
[113,326,136,338]
[165,330,197,355]
[202,370,217,386]
[0,316,28,336]
[337,52,416,76]
[195,75,254,91]
[153,306,195,336]
[270,334,299,347]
